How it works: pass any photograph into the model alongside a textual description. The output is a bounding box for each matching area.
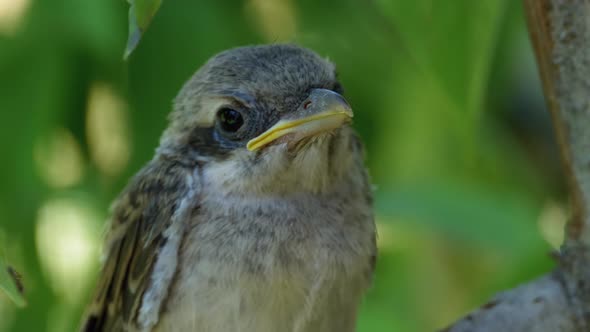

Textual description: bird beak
[247,89,353,151]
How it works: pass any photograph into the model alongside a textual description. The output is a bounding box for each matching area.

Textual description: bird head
[159,44,363,195]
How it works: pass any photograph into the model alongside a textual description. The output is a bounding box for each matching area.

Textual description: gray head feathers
[160,45,341,153]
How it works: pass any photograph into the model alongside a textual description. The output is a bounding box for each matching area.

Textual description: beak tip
[345,108,354,118]
[310,88,353,117]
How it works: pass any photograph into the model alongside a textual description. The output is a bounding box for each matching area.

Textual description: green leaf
[124,0,163,59]
[0,241,26,307]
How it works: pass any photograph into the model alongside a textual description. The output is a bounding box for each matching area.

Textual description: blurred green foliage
[0,0,566,331]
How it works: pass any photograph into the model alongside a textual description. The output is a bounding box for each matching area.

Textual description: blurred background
[0,0,567,331]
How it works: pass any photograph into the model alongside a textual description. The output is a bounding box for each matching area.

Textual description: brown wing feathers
[81,160,191,332]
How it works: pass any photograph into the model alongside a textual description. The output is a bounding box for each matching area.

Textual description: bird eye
[217,108,244,133]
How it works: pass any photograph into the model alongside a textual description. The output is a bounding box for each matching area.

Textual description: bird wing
[80,158,200,332]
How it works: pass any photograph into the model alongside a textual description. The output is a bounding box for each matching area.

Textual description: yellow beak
[247,89,353,151]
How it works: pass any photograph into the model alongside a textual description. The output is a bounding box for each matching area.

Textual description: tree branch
[443,1,590,330]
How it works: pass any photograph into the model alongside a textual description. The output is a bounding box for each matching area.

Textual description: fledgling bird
[81,44,376,332]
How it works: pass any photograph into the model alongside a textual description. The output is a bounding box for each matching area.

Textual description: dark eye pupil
[218,108,244,132]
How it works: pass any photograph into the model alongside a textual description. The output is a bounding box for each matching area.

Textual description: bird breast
[154,180,374,332]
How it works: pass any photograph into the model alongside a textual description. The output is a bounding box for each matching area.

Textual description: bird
[81,44,376,332]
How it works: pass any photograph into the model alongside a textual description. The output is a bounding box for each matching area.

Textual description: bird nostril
[303,101,312,110]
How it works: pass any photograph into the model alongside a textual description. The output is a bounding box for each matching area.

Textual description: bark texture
[444,1,590,331]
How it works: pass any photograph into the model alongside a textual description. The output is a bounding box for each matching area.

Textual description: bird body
[82,44,376,332]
